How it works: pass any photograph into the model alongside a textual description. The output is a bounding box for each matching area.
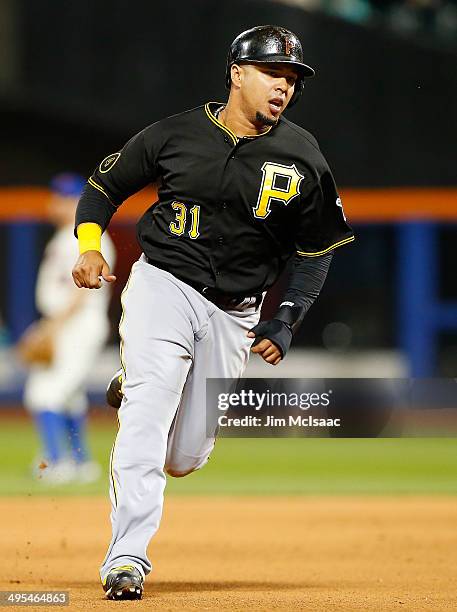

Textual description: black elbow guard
[274,303,306,335]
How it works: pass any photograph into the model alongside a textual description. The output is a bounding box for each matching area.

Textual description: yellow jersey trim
[205,103,238,145]
[296,235,355,257]
[204,102,273,145]
[88,177,112,203]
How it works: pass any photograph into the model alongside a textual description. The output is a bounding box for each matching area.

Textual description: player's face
[238,63,298,126]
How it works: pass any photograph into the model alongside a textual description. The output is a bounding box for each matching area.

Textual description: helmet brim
[237,56,315,78]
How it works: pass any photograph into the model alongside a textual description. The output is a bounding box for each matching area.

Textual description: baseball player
[23,173,116,484]
[72,25,354,599]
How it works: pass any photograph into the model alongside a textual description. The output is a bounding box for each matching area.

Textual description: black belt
[146,257,262,310]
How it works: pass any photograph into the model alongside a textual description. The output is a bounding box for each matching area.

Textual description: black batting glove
[249,319,293,358]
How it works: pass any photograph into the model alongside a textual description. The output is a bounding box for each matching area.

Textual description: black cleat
[103,565,144,600]
[106,368,124,409]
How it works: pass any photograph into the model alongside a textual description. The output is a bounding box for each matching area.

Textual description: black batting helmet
[225,25,315,107]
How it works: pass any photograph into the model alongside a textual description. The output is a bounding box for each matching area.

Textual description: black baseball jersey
[76,102,354,296]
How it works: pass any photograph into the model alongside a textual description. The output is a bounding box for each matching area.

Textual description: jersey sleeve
[295,166,354,257]
[75,123,162,231]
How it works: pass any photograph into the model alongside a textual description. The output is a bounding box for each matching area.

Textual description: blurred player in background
[22,173,116,484]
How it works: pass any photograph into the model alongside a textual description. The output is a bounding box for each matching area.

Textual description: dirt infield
[0,496,456,611]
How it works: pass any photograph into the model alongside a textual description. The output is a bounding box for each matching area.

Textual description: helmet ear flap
[287,77,305,108]
[225,52,232,90]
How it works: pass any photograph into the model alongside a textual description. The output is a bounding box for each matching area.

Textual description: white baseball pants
[100,256,260,579]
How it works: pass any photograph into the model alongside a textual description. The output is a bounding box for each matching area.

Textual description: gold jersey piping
[296,235,355,257]
[204,102,273,144]
[88,177,113,204]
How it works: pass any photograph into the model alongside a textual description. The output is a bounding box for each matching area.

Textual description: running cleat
[103,565,143,600]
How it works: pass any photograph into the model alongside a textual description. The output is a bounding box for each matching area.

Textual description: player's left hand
[247,319,292,365]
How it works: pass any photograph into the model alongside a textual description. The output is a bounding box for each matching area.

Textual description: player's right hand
[72,250,116,289]
[247,319,293,365]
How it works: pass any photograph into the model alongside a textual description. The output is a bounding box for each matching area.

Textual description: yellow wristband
[77,223,102,254]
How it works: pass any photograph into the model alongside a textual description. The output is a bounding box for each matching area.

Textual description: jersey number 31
[169,202,200,239]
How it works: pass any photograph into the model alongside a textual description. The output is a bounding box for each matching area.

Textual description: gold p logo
[253,162,304,219]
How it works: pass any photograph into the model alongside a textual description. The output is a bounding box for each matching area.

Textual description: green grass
[0,418,456,496]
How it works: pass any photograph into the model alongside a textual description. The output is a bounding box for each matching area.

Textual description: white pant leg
[100,259,210,579]
[165,300,261,477]
[24,311,109,415]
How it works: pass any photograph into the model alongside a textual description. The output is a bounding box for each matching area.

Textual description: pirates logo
[285,37,292,56]
[253,162,304,219]
[99,152,121,173]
